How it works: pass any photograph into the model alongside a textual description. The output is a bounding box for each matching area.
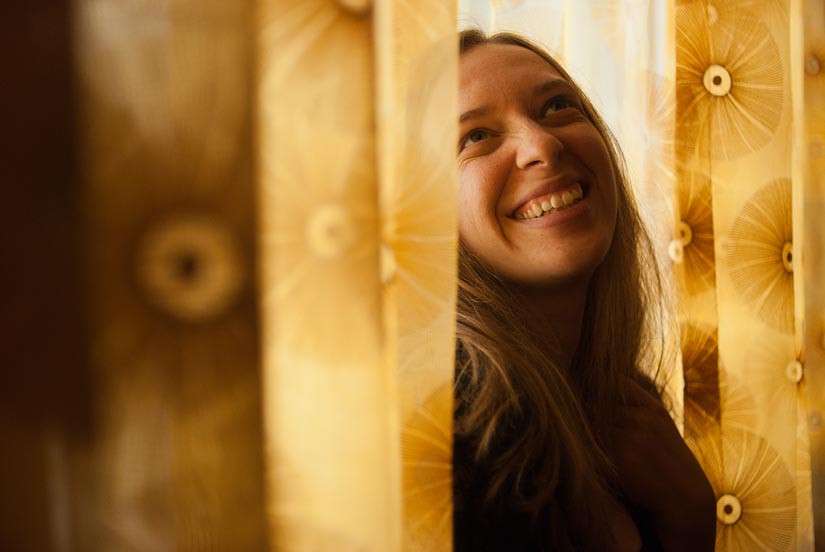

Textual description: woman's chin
[501,263,598,291]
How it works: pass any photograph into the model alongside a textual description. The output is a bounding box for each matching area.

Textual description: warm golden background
[1,0,823,551]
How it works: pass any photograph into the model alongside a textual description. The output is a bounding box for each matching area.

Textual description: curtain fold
[258,1,457,550]
[70,1,268,549]
[8,0,823,549]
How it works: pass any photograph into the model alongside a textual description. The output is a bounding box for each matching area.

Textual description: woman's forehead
[459,43,567,109]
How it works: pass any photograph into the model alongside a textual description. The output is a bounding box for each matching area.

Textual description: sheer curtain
[259,1,457,549]
[6,1,824,551]
[63,0,458,551]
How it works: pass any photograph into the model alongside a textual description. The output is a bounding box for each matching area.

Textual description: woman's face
[458,43,618,288]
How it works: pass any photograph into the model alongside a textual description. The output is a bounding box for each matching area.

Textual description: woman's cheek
[458,162,487,206]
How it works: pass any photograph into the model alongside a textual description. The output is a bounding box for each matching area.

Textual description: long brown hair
[454,29,670,549]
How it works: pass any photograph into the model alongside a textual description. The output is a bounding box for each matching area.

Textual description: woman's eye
[460,129,489,150]
[544,98,573,115]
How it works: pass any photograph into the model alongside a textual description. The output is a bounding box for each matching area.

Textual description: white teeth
[515,183,585,220]
[572,184,583,199]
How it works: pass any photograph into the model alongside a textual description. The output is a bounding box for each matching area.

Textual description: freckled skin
[458,44,618,288]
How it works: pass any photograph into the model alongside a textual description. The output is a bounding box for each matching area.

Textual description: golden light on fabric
[400,385,453,549]
[374,2,458,550]
[70,1,268,549]
[681,323,722,437]
[786,360,804,384]
[337,0,372,17]
[305,204,358,260]
[13,0,825,549]
[257,1,458,550]
[135,213,244,323]
[688,427,796,551]
[725,178,795,334]
[676,3,784,160]
[258,1,395,549]
[716,493,742,525]
[719,374,759,433]
[702,64,732,97]
[668,239,684,264]
[675,168,716,296]
[805,54,821,75]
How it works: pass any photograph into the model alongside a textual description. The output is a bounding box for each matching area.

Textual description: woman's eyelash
[543,96,578,114]
[459,129,490,151]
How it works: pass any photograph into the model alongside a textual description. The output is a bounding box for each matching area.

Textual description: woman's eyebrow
[458,79,574,123]
[459,106,490,124]
[534,78,575,95]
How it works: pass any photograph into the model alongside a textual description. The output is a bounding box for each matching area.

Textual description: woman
[453,30,716,551]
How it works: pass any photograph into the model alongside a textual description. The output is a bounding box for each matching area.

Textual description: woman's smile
[510,181,587,220]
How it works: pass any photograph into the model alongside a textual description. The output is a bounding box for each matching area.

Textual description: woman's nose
[514,123,565,170]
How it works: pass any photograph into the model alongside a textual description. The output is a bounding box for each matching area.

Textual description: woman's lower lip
[510,194,590,227]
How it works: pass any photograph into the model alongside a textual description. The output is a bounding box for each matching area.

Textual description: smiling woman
[452,30,716,551]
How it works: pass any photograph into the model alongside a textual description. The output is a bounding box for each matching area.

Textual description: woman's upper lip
[509,177,588,217]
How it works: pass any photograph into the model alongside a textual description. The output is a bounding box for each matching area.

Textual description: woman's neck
[510,279,590,371]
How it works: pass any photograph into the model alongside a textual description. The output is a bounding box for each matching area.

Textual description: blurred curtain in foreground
[258,0,456,550]
[1,0,458,551]
[459,0,825,550]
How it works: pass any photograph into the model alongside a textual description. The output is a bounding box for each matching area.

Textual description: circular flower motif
[76,2,264,546]
[702,64,732,96]
[676,3,784,160]
[716,493,742,525]
[687,427,796,551]
[781,242,794,272]
[262,114,379,360]
[135,213,244,323]
[785,360,803,384]
[678,221,693,246]
[668,239,684,264]
[306,204,357,259]
[673,167,715,295]
[725,178,794,334]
